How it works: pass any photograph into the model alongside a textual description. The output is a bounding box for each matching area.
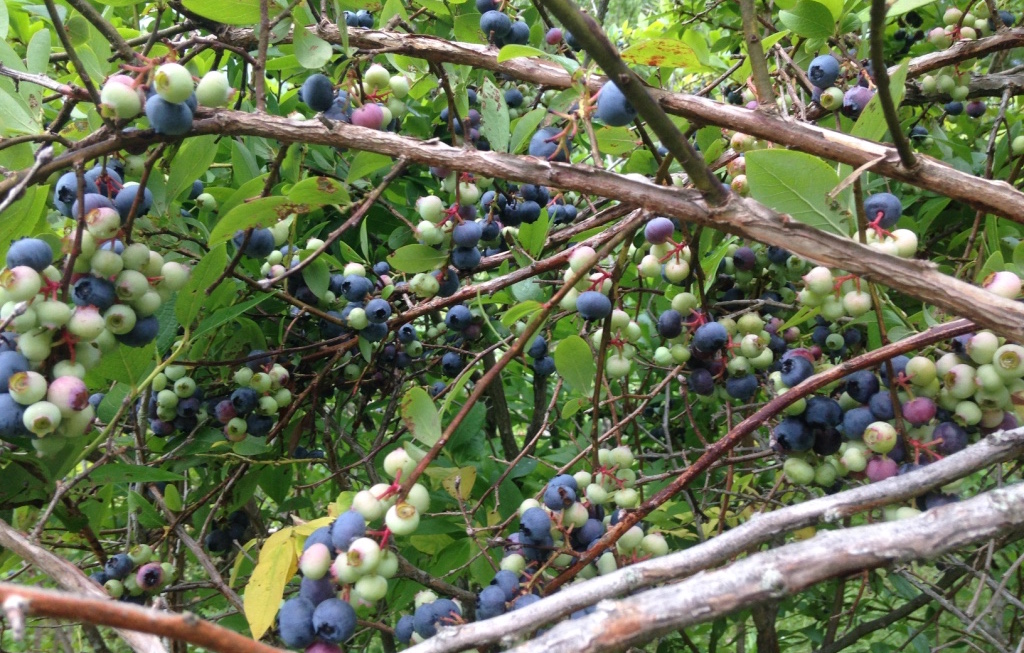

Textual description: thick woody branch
[903,69,1024,104]
[0,582,284,653]
[181,113,1024,340]
[506,481,1024,653]
[538,0,728,205]
[3,111,1024,339]
[0,519,167,653]
[898,27,1024,78]
[213,25,1024,223]
[739,0,777,110]
[403,427,1024,653]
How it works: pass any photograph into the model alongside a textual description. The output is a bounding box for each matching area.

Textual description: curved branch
[402,426,1024,653]
[0,582,283,653]
[3,110,1024,338]
[0,520,167,653]
[871,0,916,168]
[507,481,1024,653]
[211,25,1024,224]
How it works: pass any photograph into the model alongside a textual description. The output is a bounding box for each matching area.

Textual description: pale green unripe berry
[153,63,194,103]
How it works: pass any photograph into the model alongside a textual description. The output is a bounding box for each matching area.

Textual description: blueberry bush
[1,0,1024,652]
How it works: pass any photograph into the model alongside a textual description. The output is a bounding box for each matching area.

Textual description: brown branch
[0,520,167,653]
[739,0,777,110]
[541,318,976,594]
[62,0,138,63]
[507,482,1024,653]
[0,582,282,653]
[400,426,1024,653]
[210,25,1024,223]
[870,0,916,169]
[4,109,1024,341]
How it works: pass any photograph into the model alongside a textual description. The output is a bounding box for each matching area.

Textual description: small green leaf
[209,197,305,247]
[287,176,350,205]
[293,18,333,69]
[852,60,910,142]
[621,39,700,69]
[301,256,330,299]
[86,345,156,386]
[518,207,549,257]
[779,0,835,38]
[88,464,185,484]
[193,295,270,339]
[497,44,546,61]
[401,387,442,446]
[509,107,547,155]
[501,300,541,327]
[554,335,595,395]
[244,528,297,640]
[163,484,183,511]
[746,149,851,236]
[387,244,447,273]
[176,244,227,326]
[479,77,510,155]
[347,151,394,183]
[596,127,639,156]
[166,136,219,203]
[26,28,50,75]
[183,0,264,25]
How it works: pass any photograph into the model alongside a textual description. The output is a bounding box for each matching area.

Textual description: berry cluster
[89,544,174,605]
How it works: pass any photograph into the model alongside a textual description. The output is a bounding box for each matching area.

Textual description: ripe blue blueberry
[232,228,276,258]
[575,291,612,321]
[519,506,551,542]
[807,54,840,88]
[779,355,814,387]
[773,417,813,451]
[6,238,53,271]
[480,10,513,42]
[863,193,902,230]
[300,74,335,112]
[115,315,159,347]
[692,322,729,353]
[312,598,357,643]
[330,510,366,550]
[145,95,193,135]
[278,598,317,648]
[365,298,392,324]
[528,126,570,162]
[533,356,555,377]
[595,81,637,127]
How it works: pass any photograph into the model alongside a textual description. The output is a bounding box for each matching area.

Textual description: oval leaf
[554,335,595,395]
[779,0,835,38]
[621,39,700,69]
[244,527,297,640]
[387,244,448,273]
[401,387,442,446]
[745,149,851,236]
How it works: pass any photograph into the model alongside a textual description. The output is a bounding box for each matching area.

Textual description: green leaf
[292,18,333,69]
[209,197,304,247]
[387,244,447,273]
[26,28,50,75]
[194,295,270,339]
[554,335,595,395]
[478,77,510,155]
[347,151,394,183]
[518,207,549,257]
[244,527,297,640]
[163,484,183,512]
[287,176,350,205]
[884,0,936,18]
[596,127,639,156]
[745,149,851,236]
[176,244,227,326]
[301,256,330,299]
[621,39,700,69]
[851,60,909,142]
[0,86,39,135]
[509,107,547,155]
[183,0,264,25]
[401,387,442,446]
[501,300,541,327]
[166,136,219,203]
[497,44,546,62]
[779,0,835,38]
[441,466,476,501]
[815,0,844,20]
[0,184,47,249]
[86,345,155,386]
[88,463,185,485]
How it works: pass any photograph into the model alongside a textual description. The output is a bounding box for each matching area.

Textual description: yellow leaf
[244,528,297,640]
[441,466,477,501]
